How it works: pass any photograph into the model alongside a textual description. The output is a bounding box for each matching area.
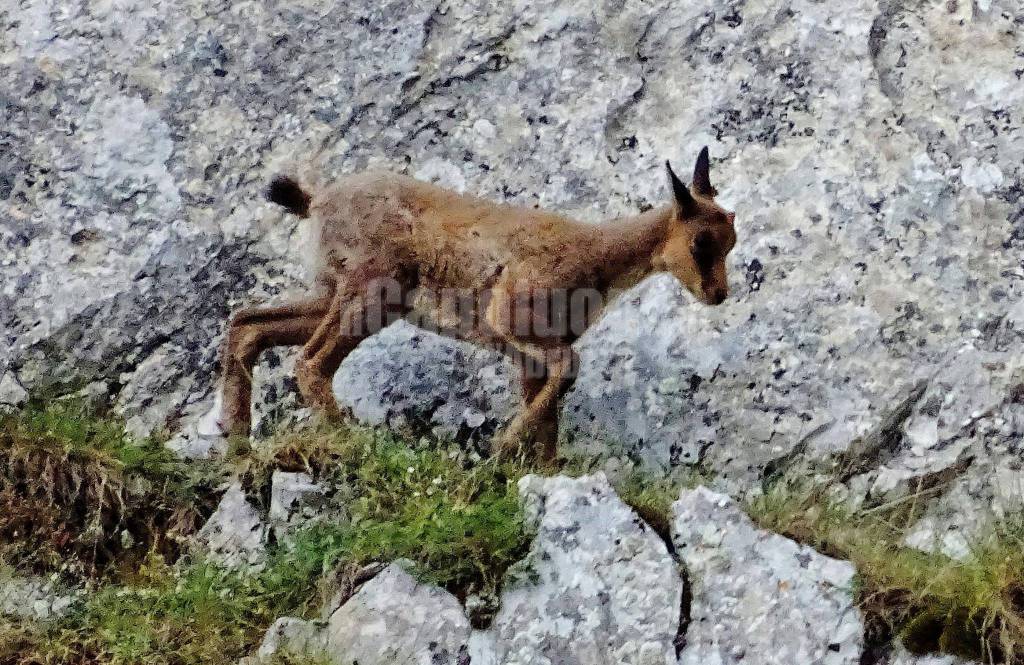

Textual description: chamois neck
[592,205,672,291]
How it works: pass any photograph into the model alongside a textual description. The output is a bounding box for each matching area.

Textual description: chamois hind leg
[220,296,332,436]
[296,279,408,421]
[495,345,578,461]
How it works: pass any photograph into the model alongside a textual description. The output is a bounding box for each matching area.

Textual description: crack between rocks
[621,492,692,660]
[674,564,692,657]
[837,379,928,482]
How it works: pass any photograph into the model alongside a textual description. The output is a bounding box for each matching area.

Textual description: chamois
[218,148,737,459]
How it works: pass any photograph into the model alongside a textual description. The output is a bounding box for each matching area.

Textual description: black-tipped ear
[666,160,697,217]
[692,146,717,197]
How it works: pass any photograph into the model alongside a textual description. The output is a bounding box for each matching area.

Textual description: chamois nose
[710,288,728,305]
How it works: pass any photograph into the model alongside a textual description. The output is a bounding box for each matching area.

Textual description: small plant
[246,424,534,618]
[612,468,710,545]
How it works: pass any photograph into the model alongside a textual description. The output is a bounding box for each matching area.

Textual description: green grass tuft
[243,424,534,621]
[611,468,710,545]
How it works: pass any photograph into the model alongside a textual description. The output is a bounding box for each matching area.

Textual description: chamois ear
[692,146,717,198]
[666,160,697,217]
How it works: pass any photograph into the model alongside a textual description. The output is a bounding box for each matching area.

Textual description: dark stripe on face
[692,231,718,283]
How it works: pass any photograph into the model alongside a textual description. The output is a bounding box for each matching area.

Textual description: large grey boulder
[334,320,519,448]
[483,473,682,665]
[672,486,863,665]
[324,0,1016,503]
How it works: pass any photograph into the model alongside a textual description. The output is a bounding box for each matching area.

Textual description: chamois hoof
[492,428,534,462]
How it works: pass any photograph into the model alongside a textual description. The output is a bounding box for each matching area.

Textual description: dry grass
[0,400,219,582]
[747,475,1024,663]
[2,420,533,664]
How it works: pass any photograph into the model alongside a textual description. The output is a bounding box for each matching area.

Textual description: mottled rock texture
[3,0,1024,653]
[485,473,681,665]
[334,320,520,449]
[4,0,1021,522]
[0,571,79,621]
[248,563,474,665]
[672,486,863,665]
[194,483,268,569]
[267,470,327,539]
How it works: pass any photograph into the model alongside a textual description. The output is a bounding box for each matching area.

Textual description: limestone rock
[847,350,1024,557]
[334,320,518,450]
[242,617,326,665]
[195,483,268,569]
[267,470,342,541]
[484,473,681,665]
[0,571,79,621]
[250,563,473,665]
[672,486,863,665]
[3,0,1022,497]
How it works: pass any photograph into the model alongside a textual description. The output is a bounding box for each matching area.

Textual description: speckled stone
[672,486,863,665]
[4,0,1024,654]
[247,563,473,665]
[334,320,519,450]
[4,0,1022,500]
[0,571,80,621]
[483,473,681,665]
[251,476,682,665]
[194,483,267,570]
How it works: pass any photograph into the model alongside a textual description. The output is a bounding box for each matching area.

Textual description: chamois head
[659,147,737,305]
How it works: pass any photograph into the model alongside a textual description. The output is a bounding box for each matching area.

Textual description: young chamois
[219,148,736,459]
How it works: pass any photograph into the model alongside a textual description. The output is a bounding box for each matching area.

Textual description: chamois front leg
[297,276,409,421]
[219,296,331,436]
[495,345,578,461]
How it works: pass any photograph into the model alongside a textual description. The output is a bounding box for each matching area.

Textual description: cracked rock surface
[3,0,1022,661]
[483,473,681,665]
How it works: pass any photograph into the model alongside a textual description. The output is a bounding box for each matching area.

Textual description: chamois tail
[266,175,311,218]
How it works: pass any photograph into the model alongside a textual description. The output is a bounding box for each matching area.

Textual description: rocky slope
[2,0,1023,662]
[240,475,864,665]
